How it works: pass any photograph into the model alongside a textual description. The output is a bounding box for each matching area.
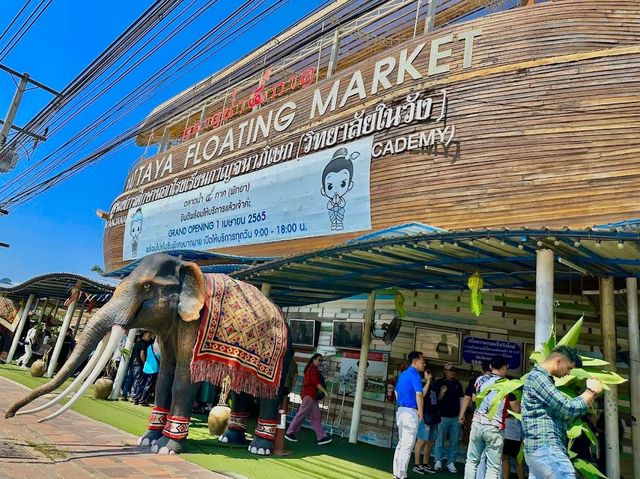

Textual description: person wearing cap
[433,362,464,473]
[522,345,604,478]
[393,351,428,479]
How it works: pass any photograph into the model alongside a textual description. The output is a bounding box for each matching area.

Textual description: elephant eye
[142,282,152,291]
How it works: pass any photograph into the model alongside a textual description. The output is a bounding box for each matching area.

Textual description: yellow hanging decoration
[394,291,407,318]
[468,272,484,316]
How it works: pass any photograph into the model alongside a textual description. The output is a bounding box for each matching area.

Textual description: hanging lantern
[468,272,484,317]
[394,291,407,318]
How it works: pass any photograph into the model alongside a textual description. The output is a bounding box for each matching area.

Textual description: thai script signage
[182,66,317,141]
[123,136,373,259]
[462,337,522,370]
[115,27,481,203]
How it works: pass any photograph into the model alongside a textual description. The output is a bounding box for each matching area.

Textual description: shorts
[503,439,522,458]
[417,421,438,441]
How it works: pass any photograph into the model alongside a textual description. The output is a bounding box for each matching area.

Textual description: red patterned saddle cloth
[190,273,287,398]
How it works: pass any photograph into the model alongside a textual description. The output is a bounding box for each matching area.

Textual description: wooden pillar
[626,278,640,479]
[261,283,272,298]
[36,299,48,325]
[109,328,137,400]
[535,249,554,349]
[349,291,376,444]
[72,302,86,339]
[50,299,61,322]
[326,29,341,78]
[601,277,620,478]
[47,281,82,378]
[6,294,34,363]
[521,0,536,5]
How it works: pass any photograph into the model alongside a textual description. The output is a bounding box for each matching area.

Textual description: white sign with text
[123,136,373,259]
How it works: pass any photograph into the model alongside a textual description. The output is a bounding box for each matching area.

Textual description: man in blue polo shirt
[393,351,427,479]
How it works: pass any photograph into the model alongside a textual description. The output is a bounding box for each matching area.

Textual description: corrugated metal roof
[230,227,640,306]
[346,222,445,243]
[0,273,116,302]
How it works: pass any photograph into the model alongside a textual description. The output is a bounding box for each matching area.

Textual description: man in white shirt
[16,326,38,368]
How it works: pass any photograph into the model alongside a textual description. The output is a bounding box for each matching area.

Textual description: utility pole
[0,63,59,173]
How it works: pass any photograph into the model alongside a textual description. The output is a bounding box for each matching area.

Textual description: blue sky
[0,0,325,283]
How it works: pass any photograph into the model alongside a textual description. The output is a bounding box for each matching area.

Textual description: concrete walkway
[0,376,230,479]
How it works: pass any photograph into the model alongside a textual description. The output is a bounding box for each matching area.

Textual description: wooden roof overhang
[229,227,640,306]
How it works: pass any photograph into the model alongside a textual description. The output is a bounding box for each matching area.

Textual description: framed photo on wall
[332,320,364,349]
[289,319,318,348]
[415,327,461,364]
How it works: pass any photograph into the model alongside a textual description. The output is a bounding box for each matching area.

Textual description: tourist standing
[459,360,491,478]
[133,339,160,406]
[433,362,464,473]
[285,353,332,445]
[393,351,426,479]
[463,355,519,479]
[412,365,439,474]
[522,345,603,478]
[127,331,153,401]
[16,325,38,368]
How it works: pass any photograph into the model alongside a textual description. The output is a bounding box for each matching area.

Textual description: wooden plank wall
[104,0,640,271]
[284,287,634,460]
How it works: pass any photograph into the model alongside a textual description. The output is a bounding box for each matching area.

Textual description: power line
[0,0,53,62]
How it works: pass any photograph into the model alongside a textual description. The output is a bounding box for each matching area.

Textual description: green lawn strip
[1,365,459,479]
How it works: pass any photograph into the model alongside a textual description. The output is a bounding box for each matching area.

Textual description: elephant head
[5,253,207,419]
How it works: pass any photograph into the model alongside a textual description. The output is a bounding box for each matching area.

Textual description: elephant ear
[178,261,206,322]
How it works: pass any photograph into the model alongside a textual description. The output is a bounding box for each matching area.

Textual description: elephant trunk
[5,300,123,419]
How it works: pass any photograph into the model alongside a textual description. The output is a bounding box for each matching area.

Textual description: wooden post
[327,29,341,78]
[521,0,536,5]
[109,328,137,400]
[535,249,554,350]
[47,281,82,378]
[36,299,48,325]
[50,299,61,322]
[601,277,620,478]
[6,294,34,363]
[72,302,86,339]
[261,283,272,298]
[349,291,376,444]
[626,277,640,479]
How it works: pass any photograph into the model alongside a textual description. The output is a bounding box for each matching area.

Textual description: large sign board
[123,137,373,259]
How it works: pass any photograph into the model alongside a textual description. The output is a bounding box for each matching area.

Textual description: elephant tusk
[38,325,125,423]
[17,337,107,416]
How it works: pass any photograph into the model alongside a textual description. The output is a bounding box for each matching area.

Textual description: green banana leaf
[573,458,608,478]
[569,368,627,390]
[580,356,609,367]
[567,421,597,445]
[478,379,524,419]
[557,316,584,348]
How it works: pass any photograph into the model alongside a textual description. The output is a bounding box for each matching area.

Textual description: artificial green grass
[0,364,464,479]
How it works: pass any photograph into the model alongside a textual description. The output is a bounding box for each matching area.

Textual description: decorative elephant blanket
[190,273,287,398]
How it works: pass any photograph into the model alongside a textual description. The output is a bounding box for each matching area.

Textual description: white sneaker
[447,462,458,473]
[434,460,442,471]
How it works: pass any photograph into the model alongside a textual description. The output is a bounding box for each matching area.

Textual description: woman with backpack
[285,353,332,445]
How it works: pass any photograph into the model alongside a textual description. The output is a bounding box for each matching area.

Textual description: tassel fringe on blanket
[190,273,288,398]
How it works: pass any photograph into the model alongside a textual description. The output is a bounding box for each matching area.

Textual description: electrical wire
[0,0,33,45]
[1,0,387,210]
[0,0,53,62]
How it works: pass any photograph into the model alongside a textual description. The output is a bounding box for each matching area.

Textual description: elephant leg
[139,337,175,447]
[153,322,199,455]
[219,391,251,445]
[248,395,281,456]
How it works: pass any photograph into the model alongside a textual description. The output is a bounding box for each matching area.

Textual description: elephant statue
[5,253,293,456]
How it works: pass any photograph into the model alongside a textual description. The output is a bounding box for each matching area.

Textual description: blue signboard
[462,337,522,370]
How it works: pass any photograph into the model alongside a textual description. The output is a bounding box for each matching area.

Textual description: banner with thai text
[123,136,373,259]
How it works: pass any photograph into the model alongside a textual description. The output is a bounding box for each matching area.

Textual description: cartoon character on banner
[320,147,359,231]
[129,208,144,257]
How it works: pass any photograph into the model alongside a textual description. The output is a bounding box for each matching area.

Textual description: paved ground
[0,376,230,479]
